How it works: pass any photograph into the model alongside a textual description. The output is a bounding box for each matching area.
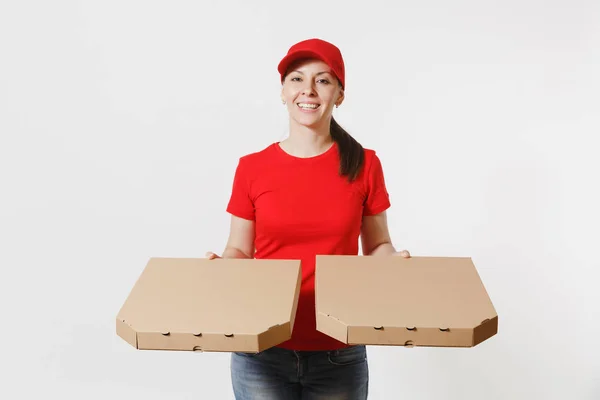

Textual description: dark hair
[282,66,364,181]
[330,116,364,182]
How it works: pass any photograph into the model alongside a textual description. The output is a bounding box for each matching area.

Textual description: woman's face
[280,59,344,129]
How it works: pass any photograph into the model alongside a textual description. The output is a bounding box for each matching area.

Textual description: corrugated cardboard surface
[315,256,497,347]
[116,257,301,352]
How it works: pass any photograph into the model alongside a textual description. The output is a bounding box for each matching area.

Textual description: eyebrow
[290,70,333,76]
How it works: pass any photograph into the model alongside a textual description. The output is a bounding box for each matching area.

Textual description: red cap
[277,38,345,89]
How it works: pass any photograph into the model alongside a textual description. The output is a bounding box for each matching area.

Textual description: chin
[295,119,323,129]
[293,114,324,126]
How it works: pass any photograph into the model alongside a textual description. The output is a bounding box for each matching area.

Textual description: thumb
[399,250,411,258]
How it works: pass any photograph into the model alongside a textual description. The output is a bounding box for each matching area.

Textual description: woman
[207,38,410,400]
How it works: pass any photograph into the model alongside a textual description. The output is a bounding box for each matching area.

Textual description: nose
[301,81,316,96]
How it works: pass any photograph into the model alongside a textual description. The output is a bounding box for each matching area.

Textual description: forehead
[287,58,332,74]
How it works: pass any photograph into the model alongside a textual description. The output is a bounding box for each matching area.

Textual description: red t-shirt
[226,141,391,351]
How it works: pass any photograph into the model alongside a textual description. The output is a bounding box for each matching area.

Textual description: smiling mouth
[297,103,320,110]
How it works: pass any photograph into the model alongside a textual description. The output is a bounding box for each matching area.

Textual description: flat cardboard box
[116,257,301,352]
[315,255,497,347]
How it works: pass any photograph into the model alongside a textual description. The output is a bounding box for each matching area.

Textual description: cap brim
[277,50,329,79]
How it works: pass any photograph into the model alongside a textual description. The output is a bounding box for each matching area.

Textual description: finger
[400,250,411,258]
[205,252,215,259]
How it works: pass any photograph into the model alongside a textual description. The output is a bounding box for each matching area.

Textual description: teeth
[298,103,319,109]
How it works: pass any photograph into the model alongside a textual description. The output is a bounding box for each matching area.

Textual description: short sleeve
[226,158,255,221]
[363,152,391,216]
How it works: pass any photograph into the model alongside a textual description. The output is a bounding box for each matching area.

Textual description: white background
[1,0,599,399]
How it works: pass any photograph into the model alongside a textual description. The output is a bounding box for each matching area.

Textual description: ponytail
[330,117,364,182]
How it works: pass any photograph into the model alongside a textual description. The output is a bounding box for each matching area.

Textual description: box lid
[315,256,497,347]
[116,257,301,352]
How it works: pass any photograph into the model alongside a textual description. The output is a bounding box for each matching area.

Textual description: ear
[336,88,345,107]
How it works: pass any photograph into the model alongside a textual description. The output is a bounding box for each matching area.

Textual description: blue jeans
[230,345,369,399]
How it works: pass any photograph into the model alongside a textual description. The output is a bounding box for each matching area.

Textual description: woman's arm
[360,211,410,257]
[206,215,255,259]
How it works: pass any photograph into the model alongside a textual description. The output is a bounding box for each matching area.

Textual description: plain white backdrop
[1,0,599,399]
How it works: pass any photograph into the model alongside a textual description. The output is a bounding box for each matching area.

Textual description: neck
[280,118,333,158]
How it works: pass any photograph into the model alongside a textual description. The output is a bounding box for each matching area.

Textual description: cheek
[318,89,336,102]
[283,89,298,101]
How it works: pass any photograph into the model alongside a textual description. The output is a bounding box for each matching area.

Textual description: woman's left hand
[393,250,411,258]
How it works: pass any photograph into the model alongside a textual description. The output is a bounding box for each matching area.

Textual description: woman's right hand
[205,252,221,260]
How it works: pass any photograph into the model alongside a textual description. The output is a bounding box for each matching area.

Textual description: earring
[335,104,339,108]
[282,100,286,105]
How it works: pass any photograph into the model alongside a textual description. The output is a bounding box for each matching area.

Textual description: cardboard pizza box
[315,255,497,347]
[116,257,301,352]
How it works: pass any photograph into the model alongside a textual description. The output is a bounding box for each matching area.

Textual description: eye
[290,77,301,82]
[317,79,331,84]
